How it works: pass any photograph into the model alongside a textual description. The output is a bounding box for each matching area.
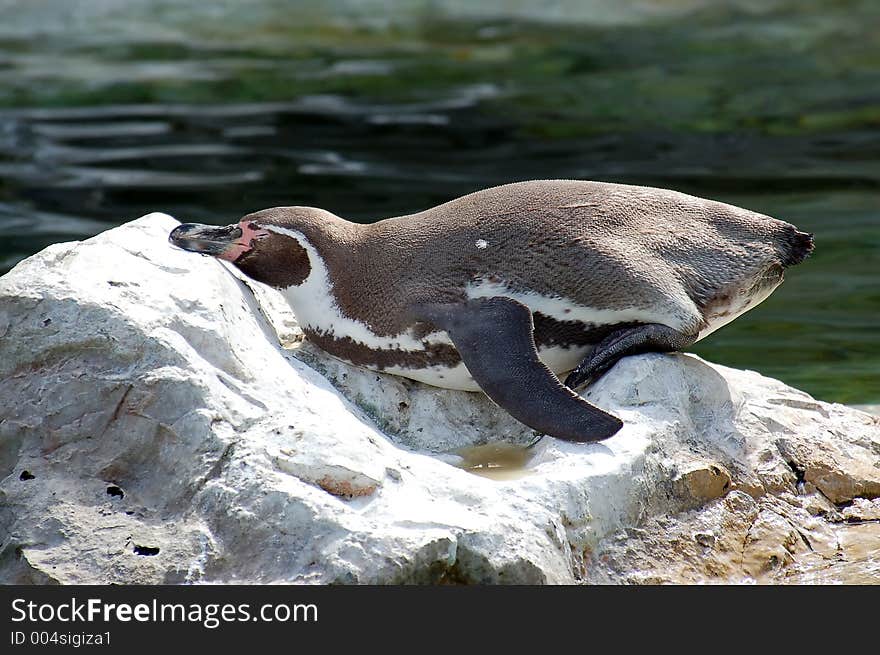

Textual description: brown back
[250,180,806,336]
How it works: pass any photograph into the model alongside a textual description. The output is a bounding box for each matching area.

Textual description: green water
[0,0,877,402]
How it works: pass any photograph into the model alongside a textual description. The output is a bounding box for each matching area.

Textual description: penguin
[169,180,814,443]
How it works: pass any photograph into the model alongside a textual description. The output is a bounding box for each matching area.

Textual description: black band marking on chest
[302,316,645,372]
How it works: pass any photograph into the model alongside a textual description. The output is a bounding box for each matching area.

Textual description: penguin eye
[244,222,270,242]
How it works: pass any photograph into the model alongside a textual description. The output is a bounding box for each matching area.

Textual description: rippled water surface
[0,0,877,402]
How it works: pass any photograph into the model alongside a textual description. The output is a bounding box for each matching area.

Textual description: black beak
[169,223,243,256]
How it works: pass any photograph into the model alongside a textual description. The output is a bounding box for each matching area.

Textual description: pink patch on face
[218,221,270,262]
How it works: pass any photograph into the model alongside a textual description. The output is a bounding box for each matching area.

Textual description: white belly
[383,343,592,392]
[277,247,619,392]
[695,273,784,341]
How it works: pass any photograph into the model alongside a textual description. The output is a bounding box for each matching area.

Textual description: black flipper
[564,323,695,390]
[412,297,623,443]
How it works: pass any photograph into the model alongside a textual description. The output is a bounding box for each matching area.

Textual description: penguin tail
[779,227,814,267]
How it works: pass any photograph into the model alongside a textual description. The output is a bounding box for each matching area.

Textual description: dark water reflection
[0,0,877,403]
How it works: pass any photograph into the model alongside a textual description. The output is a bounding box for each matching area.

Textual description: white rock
[0,214,878,584]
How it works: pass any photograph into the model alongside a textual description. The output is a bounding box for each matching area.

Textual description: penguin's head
[169,207,323,289]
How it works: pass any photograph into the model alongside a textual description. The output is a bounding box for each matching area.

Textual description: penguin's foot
[564,324,695,390]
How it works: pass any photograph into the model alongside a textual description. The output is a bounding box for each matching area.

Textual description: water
[456,442,535,481]
[0,0,877,403]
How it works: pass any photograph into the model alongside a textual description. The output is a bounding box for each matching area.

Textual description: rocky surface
[0,214,878,584]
